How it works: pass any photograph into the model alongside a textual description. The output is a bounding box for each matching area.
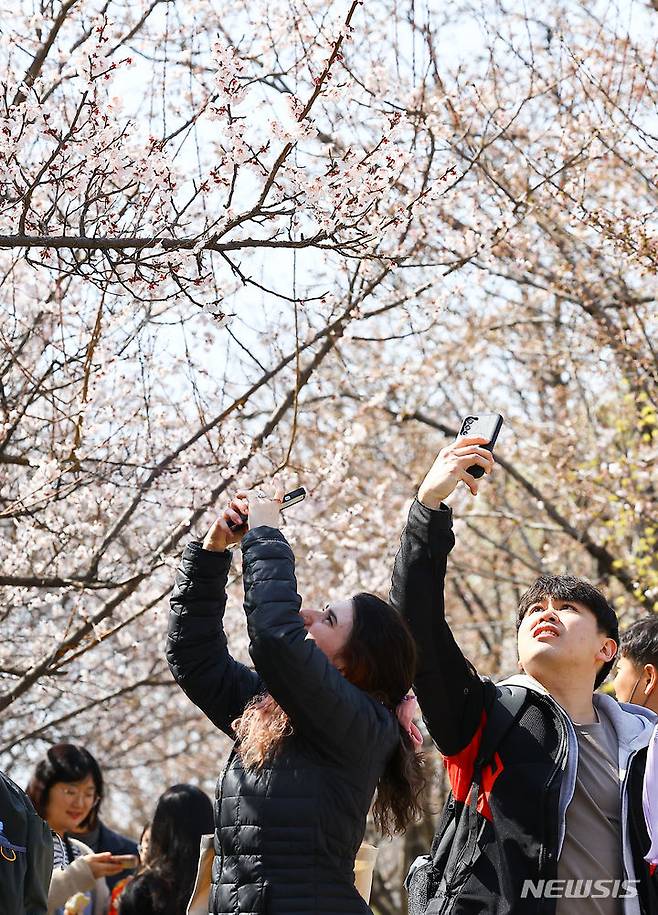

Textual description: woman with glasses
[26,744,138,915]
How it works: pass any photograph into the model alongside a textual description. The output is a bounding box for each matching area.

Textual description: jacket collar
[594,693,657,753]
[498,672,657,752]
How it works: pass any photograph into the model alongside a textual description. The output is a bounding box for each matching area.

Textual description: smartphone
[108,854,139,869]
[226,487,307,531]
[280,487,307,510]
[456,414,504,478]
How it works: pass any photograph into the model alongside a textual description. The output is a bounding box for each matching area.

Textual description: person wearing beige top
[49,834,111,915]
[25,745,133,915]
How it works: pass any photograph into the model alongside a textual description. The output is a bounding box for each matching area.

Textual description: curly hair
[232,693,292,769]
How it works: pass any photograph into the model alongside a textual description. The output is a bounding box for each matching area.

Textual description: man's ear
[644,664,658,697]
[517,659,524,672]
[597,638,617,663]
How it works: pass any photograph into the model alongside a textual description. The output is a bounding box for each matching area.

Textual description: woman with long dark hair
[167,489,425,915]
[117,784,214,915]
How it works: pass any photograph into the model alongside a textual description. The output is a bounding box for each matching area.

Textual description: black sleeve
[25,805,53,915]
[389,498,484,756]
[166,542,263,736]
[241,526,395,764]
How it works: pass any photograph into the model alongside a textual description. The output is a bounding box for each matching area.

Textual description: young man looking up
[614,616,658,714]
[391,437,658,915]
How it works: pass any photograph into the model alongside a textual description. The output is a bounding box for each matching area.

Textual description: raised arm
[390,438,494,756]
[166,494,263,736]
[241,521,394,764]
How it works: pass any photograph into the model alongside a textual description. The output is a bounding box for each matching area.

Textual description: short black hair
[620,616,658,670]
[517,575,619,689]
[25,743,104,830]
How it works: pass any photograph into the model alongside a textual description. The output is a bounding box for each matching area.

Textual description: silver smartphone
[281,487,307,510]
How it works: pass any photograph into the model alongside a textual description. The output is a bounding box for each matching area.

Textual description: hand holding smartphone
[108,853,139,869]
[418,413,502,508]
[456,414,504,478]
[226,487,307,531]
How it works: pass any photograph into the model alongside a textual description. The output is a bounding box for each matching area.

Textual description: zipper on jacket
[536,695,570,877]
[214,748,237,891]
[619,748,643,915]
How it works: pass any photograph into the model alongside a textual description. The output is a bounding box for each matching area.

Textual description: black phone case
[226,511,248,532]
[459,415,503,478]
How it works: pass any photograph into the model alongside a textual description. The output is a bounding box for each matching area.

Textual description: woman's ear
[333,654,347,674]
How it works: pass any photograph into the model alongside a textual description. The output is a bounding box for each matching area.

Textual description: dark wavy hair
[26,743,103,830]
[235,592,425,837]
[144,784,214,913]
[344,593,426,835]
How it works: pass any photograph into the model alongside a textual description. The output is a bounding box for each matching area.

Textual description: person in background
[613,615,658,713]
[138,824,151,864]
[117,784,214,915]
[109,825,152,914]
[1,768,53,914]
[62,746,139,891]
[614,614,658,874]
[26,744,135,915]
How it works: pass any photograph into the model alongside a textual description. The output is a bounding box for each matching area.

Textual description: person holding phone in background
[26,744,138,915]
[391,425,658,915]
[63,747,139,894]
[166,487,425,915]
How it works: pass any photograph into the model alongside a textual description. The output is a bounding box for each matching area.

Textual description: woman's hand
[202,490,250,552]
[84,851,126,878]
[248,481,284,530]
[418,436,495,508]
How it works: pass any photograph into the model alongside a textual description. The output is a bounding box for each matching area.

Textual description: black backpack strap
[459,685,528,869]
[430,684,527,859]
[410,684,529,913]
[475,684,528,770]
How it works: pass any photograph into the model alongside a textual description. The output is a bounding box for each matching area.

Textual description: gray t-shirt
[557,709,623,915]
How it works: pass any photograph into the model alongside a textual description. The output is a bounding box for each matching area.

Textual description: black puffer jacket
[167,526,399,915]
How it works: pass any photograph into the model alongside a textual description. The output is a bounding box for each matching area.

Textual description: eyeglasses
[54,784,99,804]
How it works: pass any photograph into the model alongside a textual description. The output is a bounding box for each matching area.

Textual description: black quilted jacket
[166,526,399,915]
